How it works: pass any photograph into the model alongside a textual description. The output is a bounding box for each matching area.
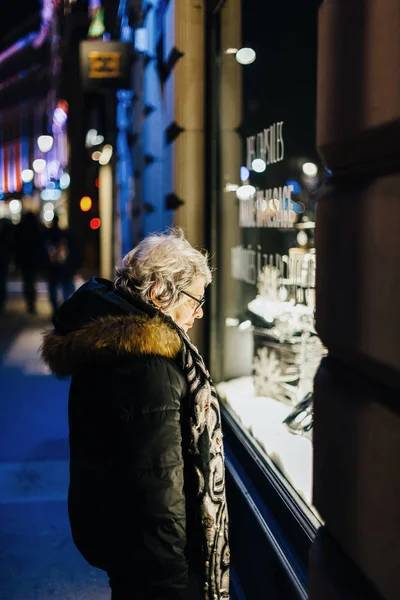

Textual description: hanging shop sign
[80,41,133,90]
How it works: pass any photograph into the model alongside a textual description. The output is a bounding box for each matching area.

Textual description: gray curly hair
[114,228,212,309]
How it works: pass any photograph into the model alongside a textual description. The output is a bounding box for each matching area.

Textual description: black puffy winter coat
[41,278,203,599]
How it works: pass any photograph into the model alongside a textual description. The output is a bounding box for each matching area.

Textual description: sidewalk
[0,289,109,600]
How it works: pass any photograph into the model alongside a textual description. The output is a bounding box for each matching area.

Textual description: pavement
[0,285,110,600]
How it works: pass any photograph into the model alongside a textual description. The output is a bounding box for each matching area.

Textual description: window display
[211,0,325,514]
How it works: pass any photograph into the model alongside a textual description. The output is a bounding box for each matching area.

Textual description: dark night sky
[0,0,40,41]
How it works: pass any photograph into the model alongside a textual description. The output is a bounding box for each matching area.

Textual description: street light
[60,173,71,189]
[21,169,34,183]
[236,184,256,200]
[80,196,92,212]
[86,129,104,148]
[252,158,266,173]
[9,199,22,214]
[302,162,318,177]
[235,48,256,65]
[44,209,55,222]
[37,135,54,153]
[99,145,113,165]
[33,159,47,173]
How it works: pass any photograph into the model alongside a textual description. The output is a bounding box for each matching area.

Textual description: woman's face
[155,277,206,334]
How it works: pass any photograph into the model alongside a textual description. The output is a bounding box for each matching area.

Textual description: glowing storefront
[205,1,324,597]
[0,1,69,225]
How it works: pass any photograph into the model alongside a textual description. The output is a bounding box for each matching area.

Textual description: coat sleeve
[120,357,190,599]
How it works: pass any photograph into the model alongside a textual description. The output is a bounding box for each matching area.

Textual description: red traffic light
[90,217,101,230]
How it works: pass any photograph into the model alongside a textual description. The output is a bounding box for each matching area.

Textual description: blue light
[281,198,304,214]
[325,168,332,175]
[40,189,62,201]
[291,201,304,215]
[134,28,148,53]
[286,179,301,194]
[22,182,33,195]
[240,166,250,182]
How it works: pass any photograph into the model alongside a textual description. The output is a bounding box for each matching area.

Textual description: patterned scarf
[180,332,230,600]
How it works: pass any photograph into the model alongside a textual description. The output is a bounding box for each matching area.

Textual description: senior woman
[40,229,230,600]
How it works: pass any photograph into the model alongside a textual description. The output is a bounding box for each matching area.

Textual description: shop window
[212,0,325,517]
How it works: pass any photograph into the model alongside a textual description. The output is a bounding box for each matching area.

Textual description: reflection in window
[214,0,325,514]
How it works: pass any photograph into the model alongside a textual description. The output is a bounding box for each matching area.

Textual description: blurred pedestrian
[14,211,43,315]
[41,229,230,600]
[42,214,82,317]
[0,217,13,314]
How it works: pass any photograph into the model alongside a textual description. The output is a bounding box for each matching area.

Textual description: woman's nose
[195,306,203,319]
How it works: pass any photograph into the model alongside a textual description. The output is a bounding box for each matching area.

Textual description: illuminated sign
[80,41,133,90]
[88,6,105,38]
[88,51,121,79]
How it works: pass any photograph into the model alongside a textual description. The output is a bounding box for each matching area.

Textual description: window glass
[214,0,326,514]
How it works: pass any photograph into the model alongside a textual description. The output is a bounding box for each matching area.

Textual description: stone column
[171,0,207,352]
[218,0,244,380]
[173,0,205,251]
[310,2,400,599]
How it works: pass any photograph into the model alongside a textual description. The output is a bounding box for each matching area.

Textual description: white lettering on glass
[246,121,284,170]
[231,245,316,293]
[246,136,256,170]
[239,184,296,228]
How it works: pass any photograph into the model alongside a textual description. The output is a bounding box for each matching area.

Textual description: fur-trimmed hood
[41,314,182,378]
[40,278,182,378]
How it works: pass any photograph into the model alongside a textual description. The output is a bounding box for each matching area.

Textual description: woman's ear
[149,285,161,308]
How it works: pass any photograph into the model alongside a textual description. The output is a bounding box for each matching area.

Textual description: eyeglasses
[181,290,206,312]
